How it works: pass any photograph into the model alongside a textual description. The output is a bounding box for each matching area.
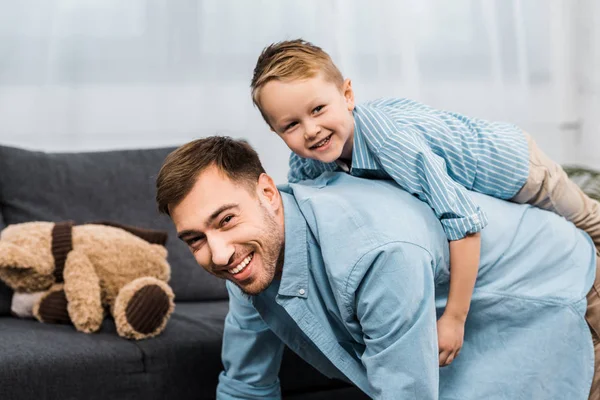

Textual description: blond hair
[250,39,344,124]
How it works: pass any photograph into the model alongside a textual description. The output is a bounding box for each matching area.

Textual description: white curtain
[0,0,597,183]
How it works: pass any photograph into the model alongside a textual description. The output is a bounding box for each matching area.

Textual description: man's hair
[250,39,344,124]
[156,136,266,215]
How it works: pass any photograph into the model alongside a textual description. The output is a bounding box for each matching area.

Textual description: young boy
[250,39,600,367]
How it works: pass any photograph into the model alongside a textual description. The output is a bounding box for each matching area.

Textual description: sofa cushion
[0,316,148,400]
[0,302,357,400]
[0,145,226,302]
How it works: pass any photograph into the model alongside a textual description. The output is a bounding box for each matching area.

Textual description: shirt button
[298,288,305,295]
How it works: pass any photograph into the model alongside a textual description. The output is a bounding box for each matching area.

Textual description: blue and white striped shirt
[288,98,530,240]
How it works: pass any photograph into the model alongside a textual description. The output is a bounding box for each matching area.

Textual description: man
[156,136,600,399]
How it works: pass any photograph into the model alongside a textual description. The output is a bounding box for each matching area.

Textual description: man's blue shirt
[217,173,595,400]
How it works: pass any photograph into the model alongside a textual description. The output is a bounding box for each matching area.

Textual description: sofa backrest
[0,195,7,314]
[0,145,227,312]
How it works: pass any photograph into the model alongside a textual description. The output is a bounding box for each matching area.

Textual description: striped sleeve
[288,152,339,183]
[288,152,314,183]
[356,107,488,241]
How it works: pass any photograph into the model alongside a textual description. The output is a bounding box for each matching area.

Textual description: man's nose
[303,121,320,141]
[207,235,234,267]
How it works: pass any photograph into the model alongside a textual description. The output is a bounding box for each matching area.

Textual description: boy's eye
[284,122,297,132]
[312,105,324,114]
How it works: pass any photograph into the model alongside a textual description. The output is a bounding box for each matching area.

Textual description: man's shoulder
[287,173,447,250]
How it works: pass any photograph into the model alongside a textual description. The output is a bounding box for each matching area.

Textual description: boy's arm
[356,111,487,241]
[437,232,481,366]
[288,152,337,183]
[217,282,284,400]
[353,242,439,399]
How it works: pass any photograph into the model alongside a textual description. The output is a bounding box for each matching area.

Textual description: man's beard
[235,203,284,297]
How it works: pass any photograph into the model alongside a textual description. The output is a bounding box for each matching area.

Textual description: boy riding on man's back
[249,38,600,367]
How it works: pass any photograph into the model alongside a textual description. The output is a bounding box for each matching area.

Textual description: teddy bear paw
[113,277,175,340]
[35,287,72,325]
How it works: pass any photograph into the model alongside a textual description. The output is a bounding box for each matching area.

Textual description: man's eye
[312,105,324,114]
[188,237,205,249]
[220,215,234,227]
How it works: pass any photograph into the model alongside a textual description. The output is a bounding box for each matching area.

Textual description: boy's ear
[343,78,355,111]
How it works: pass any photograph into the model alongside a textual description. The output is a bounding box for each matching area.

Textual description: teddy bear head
[0,221,57,292]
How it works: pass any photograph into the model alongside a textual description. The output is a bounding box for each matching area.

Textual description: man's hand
[437,312,465,367]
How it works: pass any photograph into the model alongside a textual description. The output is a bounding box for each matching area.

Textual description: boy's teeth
[229,254,253,274]
[313,136,330,148]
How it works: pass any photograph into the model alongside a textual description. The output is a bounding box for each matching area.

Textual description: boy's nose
[304,123,320,141]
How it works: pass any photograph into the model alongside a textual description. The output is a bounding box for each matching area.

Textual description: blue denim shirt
[217,173,595,400]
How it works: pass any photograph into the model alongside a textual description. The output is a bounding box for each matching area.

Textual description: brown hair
[250,39,344,123]
[156,136,266,215]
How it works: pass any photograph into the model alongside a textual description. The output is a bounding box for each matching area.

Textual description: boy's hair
[250,39,344,124]
[156,136,266,216]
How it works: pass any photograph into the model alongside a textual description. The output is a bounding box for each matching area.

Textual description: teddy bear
[0,220,175,340]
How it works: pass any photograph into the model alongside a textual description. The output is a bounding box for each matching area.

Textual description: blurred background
[0,0,598,184]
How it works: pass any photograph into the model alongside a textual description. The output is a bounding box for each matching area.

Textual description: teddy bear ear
[0,241,54,291]
[88,221,168,246]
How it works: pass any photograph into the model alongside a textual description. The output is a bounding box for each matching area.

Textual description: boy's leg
[511,133,600,249]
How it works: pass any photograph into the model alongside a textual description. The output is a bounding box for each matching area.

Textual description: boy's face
[259,73,356,163]
[170,165,285,296]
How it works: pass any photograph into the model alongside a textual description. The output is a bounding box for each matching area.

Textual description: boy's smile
[258,73,356,163]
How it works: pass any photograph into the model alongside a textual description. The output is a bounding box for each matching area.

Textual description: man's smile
[226,252,256,282]
[228,252,253,275]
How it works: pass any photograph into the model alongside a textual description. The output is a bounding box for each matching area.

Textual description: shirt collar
[277,192,309,298]
[336,109,380,172]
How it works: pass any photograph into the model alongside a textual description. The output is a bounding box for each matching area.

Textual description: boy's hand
[437,312,465,367]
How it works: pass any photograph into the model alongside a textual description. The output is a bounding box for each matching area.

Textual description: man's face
[259,73,356,163]
[170,165,285,296]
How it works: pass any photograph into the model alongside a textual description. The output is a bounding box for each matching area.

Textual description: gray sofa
[0,145,368,400]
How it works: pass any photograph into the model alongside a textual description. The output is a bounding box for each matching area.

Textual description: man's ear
[257,173,281,211]
[343,78,355,111]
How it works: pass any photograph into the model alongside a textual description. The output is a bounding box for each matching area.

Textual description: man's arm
[353,242,439,399]
[217,282,285,400]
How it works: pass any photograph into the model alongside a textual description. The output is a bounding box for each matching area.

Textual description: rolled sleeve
[440,208,488,241]
[217,373,281,400]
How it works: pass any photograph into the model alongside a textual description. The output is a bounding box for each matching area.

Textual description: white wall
[574,0,600,169]
[0,0,598,183]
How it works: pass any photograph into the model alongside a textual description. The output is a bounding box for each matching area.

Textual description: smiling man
[156,136,600,400]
